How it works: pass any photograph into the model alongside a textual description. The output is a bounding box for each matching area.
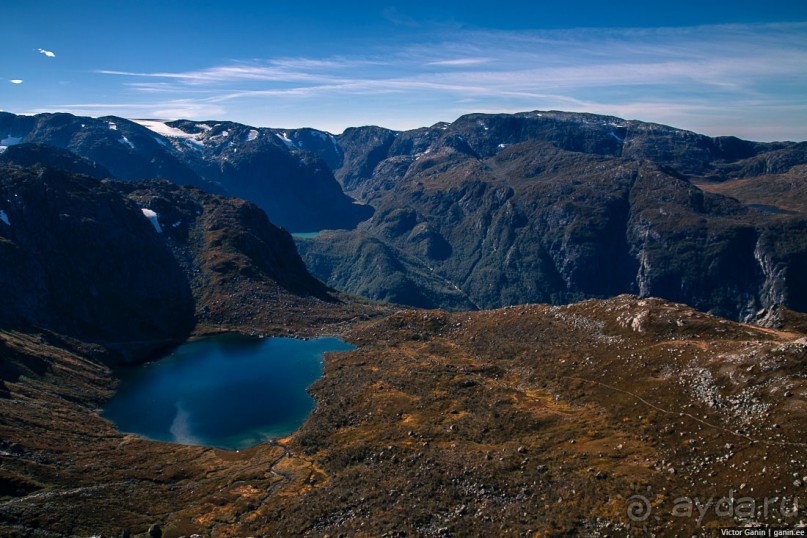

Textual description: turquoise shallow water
[290,231,322,238]
[102,335,355,450]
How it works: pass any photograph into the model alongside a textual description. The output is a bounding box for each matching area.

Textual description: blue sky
[2,1,806,141]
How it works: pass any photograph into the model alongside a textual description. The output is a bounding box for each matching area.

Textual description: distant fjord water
[102,335,355,450]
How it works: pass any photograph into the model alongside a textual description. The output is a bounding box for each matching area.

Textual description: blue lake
[291,231,323,239]
[102,335,355,450]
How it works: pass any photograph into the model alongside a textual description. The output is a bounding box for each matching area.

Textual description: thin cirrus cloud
[37,48,56,58]
[97,59,361,86]
[81,22,807,139]
[32,100,227,120]
[425,58,493,66]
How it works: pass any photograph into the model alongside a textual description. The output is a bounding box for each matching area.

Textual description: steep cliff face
[0,165,194,358]
[296,112,807,321]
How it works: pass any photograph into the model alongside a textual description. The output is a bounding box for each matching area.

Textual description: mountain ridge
[3,109,806,322]
[287,110,807,322]
[0,112,371,232]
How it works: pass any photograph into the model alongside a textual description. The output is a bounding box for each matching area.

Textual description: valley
[0,110,805,536]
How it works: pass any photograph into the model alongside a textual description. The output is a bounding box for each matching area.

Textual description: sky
[2,0,806,141]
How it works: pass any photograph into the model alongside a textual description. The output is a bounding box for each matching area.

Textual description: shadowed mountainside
[0,165,194,359]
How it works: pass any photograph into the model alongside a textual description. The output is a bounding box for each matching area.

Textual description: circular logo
[626,494,652,522]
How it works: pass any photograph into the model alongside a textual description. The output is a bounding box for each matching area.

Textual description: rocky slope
[290,111,807,322]
[0,112,371,231]
[0,164,194,359]
[0,296,804,536]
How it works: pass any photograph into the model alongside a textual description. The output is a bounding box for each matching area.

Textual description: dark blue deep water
[102,335,355,450]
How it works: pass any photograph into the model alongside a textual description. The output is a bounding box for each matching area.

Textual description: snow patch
[108,122,117,131]
[0,147,6,153]
[119,136,136,150]
[497,143,509,149]
[247,129,259,141]
[277,131,297,149]
[196,123,212,131]
[141,208,162,233]
[329,133,340,153]
[184,138,204,150]
[132,119,196,140]
[609,132,624,143]
[0,135,22,146]
[0,210,9,226]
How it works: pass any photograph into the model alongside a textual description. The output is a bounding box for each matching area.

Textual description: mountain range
[291,111,807,322]
[0,112,371,232]
[2,109,805,324]
[0,110,805,536]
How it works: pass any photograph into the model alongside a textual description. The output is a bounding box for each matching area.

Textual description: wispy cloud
[29,100,226,120]
[74,22,807,139]
[97,59,360,86]
[36,48,56,58]
[426,58,492,67]
[9,80,23,84]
